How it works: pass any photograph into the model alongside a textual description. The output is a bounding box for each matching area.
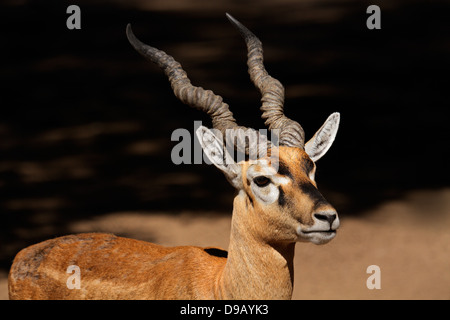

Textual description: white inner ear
[305,112,340,162]
[199,128,225,165]
[196,126,242,189]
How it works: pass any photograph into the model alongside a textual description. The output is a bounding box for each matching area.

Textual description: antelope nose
[314,212,337,225]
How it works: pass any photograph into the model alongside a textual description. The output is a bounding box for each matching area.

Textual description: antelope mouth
[296,228,337,244]
[302,229,336,234]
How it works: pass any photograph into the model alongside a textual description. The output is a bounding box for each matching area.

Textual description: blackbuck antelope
[8,14,340,300]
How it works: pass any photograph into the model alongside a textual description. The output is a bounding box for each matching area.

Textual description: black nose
[314,212,337,225]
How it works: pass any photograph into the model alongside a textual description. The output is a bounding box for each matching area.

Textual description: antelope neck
[216,191,295,299]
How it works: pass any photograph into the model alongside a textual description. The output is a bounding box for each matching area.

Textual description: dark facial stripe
[302,157,315,175]
[247,194,253,207]
[299,181,329,210]
[278,157,314,178]
[277,160,294,180]
[278,185,286,207]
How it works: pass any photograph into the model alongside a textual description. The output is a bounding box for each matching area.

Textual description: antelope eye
[253,176,271,187]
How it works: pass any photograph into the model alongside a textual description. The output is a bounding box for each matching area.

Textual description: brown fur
[9,233,226,299]
[8,147,335,300]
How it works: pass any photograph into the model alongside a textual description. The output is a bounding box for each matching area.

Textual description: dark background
[1,0,448,273]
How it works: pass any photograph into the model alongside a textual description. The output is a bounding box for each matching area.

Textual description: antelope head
[126,14,340,246]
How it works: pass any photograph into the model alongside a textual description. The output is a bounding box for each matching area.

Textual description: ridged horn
[126,24,268,156]
[226,13,305,149]
[126,24,239,134]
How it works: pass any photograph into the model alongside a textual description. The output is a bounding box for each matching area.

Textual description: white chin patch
[296,227,336,245]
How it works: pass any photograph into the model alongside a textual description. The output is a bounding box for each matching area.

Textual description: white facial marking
[252,183,279,205]
[272,175,290,185]
[246,160,291,205]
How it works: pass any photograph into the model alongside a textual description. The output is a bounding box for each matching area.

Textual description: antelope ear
[305,112,340,162]
[196,126,243,189]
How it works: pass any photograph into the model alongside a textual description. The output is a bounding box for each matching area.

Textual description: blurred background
[1,0,449,299]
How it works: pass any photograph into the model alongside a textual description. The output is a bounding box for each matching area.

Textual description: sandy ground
[2,188,449,300]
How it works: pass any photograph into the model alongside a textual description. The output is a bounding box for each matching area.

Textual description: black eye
[253,176,271,187]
